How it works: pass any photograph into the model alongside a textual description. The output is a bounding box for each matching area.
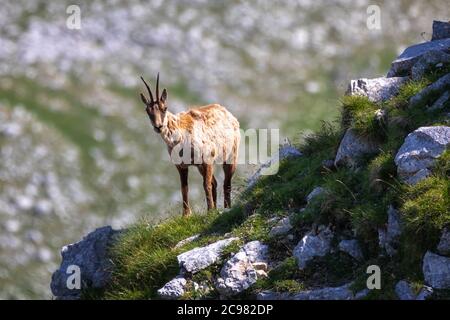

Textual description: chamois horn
[140,76,154,102]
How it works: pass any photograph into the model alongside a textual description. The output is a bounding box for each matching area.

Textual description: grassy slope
[90,66,449,300]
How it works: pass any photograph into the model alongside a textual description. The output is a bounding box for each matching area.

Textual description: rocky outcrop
[293,226,333,270]
[394,126,450,185]
[387,38,450,77]
[338,239,363,261]
[215,241,269,296]
[269,217,293,237]
[346,77,407,102]
[177,238,239,274]
[423,251,450,289]
[257,282,367,300]
[50,226,120,299]
[334,129,378,168]
[378,206,402,257]
[437,228,450,256]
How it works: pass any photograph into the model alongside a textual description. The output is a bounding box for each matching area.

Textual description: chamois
[139,74,240,217]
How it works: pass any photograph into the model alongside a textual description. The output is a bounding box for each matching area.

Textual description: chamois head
[139,73,168,133]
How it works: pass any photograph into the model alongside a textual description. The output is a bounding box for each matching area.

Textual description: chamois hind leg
[223,163,236,208]
[198,166,218,208]
[211,175,218,208]
[198,164,216,211]
[176,165,191,217]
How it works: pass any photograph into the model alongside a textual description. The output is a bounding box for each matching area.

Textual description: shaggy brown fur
[140,75,240,216]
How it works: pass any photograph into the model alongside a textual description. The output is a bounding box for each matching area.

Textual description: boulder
[387,38,450,77]
[409,73,450,109]
[394,126,450,185]
[293,227,333,270]
[334,129,378,168]
[177,237,239,274]
[50,226,120,299]
[338,239,363,261]
[423,251,450,289]
[437,228,450,256]
[395,280,415,300]
[248,144,302,188]
[378,206,402,257]
[269,217,293,237]
[346,77,407,102]
[215,241,269,296]
[306,186,327,203]
[411,50,450,81]
[157,276,188,300]
[432,20,450,41]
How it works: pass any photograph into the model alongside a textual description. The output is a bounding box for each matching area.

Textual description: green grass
[340,95,384,140]
[104,212,225,299]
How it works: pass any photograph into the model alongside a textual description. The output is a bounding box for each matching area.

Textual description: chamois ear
[140,93,148,105]
[160,88,168,104]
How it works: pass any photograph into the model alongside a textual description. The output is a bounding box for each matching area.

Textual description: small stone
[177,237,239,274]
[157,277,187,300]
[293,227,333,270]
[174,234,200,249]
[395,280,415,300]
[378,206,402,257]
[269,217,293,237]
[306,187,327,203]
[395,126,450,185]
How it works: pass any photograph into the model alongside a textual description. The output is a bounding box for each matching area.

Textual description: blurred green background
[0,0,448,299]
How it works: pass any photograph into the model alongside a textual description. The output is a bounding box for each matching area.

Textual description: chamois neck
[159,111,182,147]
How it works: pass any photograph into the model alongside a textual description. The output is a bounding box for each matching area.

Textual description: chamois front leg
[200,164,215,211]
[176,166,191,217]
